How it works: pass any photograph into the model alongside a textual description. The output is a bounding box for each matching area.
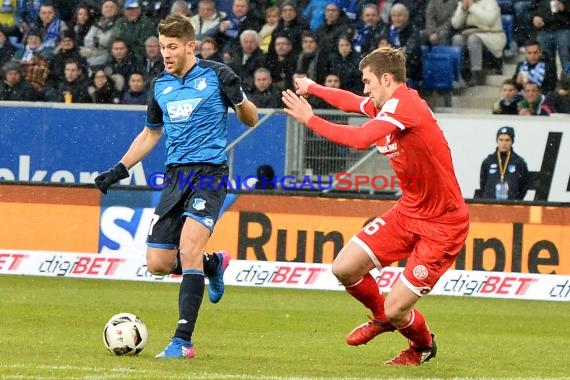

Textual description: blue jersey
[145,59,246,166]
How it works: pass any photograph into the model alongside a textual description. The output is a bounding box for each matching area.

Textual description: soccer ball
[103,312,148,356]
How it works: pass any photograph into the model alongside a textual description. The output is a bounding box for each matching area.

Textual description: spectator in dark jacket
[227,29,265,92]
[0,60,41,100]
[512,40,557,94]
[478,126,529,200]
[493,79,523,114]
[246,67,282,108]
[378,3,422,85]
[0,28,17,67]
[45,58,91,102]
[196,36,224,62]
[122,71,148,105]
[88,68,121,104]
[47,30,88,86]
[531,0,570,75]
[328,35,362,94]
[267,1,308,56]
[265,34,296,90]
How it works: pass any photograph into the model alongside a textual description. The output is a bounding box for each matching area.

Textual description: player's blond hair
[358,47,406,83]
[157,14,195,42]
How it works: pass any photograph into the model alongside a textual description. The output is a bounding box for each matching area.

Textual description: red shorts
[353,205,469,296]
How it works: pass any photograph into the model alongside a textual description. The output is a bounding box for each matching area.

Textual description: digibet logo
[38,255,125,277]
[235,264,326,286]
[0,253,29,272]
[441,273,537,296]
[549,279,570,299]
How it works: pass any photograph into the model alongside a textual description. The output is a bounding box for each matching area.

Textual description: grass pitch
[0,275,568,379]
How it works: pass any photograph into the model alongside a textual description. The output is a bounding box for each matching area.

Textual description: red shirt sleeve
[308,84,368,114]
[306,116,399,149]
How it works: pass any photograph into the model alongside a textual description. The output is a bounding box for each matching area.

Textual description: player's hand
[94,163,130,194]
[295,77,315,97]
[282,89,314,125]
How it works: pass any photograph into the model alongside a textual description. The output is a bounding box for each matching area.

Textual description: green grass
[0,275,568,379]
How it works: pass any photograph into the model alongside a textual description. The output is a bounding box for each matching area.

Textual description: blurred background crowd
[0,0,568,114]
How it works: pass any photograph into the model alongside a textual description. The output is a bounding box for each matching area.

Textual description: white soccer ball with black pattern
[103,313,148,355]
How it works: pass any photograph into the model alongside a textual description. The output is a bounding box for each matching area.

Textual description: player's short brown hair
[359,47,406,83]
[157,14,195,42]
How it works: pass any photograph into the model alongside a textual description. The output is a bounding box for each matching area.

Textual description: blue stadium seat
[501,14,514,51]
[430,46,463,82]
[422,53,454,92]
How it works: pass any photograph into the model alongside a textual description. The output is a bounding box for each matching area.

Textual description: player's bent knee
[146,256,175,275]
[331,262,355,286]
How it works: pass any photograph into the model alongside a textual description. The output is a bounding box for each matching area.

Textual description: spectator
[315,1,353,57]
[142,0,170,24]
[121,71,147,104]
[451,0,506,86]
[544,73,570,113]
[478,126,529,200]
[421,0,457,46]
[512,39,557,94]
[531,0,570,75]
[302,0,329,30]
[258,5,279,53]
[196,36,223,62]
[103,37,143,93]
[352,3,385,55]
[190,0,224,52]
[517,81,551,115]
[226,29,265,92]
[254,164,276,189]
[88,67,121,103]
[13,28,51,92]
[45,57,91,102]
[378,3,423,85]
[83,0,120,68]
[33,2,67,49]
[295,30,328,84]
[246,67,282,108]
[169,0,190,16]
[69,3,94,47]
[111,0,156,59]
[267,0,307,56]
[47,29,88,86]
[0,27,16,67]
[492,78,523,114]
[0,60,41,100]
[14,0,45,37]
[265,34,295,90]
[142,35,163,85]
[308,72,340,108]
[513,0,533,48]
[217,0,260,57]
[328,34,362,93]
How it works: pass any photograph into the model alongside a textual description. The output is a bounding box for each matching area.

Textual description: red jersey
[306,84,465,219]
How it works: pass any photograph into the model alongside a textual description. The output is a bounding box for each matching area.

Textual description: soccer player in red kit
[282,47,469,366]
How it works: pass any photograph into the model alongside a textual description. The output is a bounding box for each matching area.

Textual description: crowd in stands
[0,0,568,114]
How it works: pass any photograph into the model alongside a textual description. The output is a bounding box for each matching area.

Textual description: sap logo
[167,98,202,122]
[99,207,155,254]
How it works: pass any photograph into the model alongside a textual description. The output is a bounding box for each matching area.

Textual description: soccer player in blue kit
[94,14,258,358]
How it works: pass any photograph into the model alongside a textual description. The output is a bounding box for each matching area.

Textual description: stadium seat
[422,53,454,92]
[501,14,514,52]
[430,46,463,82]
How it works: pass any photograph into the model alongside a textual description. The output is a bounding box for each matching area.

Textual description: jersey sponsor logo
[194,78,207,91]
[162,86,173,94]
[377,134,399,157]
[192,197,206,210]
[508,164,516,173]
[413,265,429,280]
[167,98,202,122]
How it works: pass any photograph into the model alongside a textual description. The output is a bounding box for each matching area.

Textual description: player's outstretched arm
[283,90,397,150]
[295,77,365,114]
[236,99,259,128]
[94,127,163,194]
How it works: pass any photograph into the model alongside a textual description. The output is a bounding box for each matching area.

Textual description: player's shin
[346,273,389,323]
[174,269,205,342]
[395,308,433,349]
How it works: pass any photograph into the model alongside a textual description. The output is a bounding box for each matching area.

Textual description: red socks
[396,309,433,349]
[345,273,389,323]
